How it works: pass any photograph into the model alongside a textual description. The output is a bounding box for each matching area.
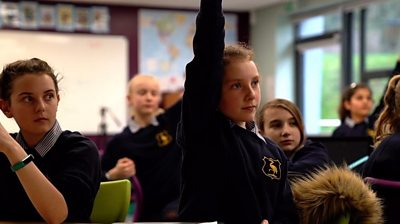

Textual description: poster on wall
[20,1,39,29]
[39,4,56,29]
[138,9,238,92]
[75,7,90,31]
[90,6,109,33]
[0,2,20,28]
[56,4,74,31]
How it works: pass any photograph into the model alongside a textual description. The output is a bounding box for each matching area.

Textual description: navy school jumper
[177,0,299,223]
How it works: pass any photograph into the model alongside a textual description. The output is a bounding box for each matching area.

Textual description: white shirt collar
[344,116,368,128]
[128,116,159,133]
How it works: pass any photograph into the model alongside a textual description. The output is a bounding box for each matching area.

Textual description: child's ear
[344,100,351,110]
[0,100,13,118]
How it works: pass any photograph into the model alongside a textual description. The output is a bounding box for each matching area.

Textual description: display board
[0,30,128,134]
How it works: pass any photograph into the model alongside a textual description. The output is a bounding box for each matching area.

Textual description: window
[302,44,341,134]
[365,0,400,71]
[293,0,396,136]
[295,13,342,135]
[298,13,341,39]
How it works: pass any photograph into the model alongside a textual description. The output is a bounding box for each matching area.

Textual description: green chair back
[333,213,350,224]
[90,179,131,223]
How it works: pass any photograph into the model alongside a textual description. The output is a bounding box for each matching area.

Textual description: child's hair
[257,98,306,147]
[0,58,59,101]
[373,74,400,148]
[338,83,372,122]
[128,74,160,94]
[223,42,254,67]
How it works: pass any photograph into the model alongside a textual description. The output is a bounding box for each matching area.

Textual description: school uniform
[0,121,101,222]
[287,140,331,179]
[177,0,299,223]
[362,132,400,224]
[101,101,182,221]
[332,117,371,137]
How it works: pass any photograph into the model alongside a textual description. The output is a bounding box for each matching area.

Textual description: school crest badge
[155,130,172,147]
[262,156,282,180]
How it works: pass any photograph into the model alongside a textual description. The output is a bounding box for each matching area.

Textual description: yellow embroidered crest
[262,156,281,180]
[155,130,172,147]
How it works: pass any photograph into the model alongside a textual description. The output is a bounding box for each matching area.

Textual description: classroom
[0,0,398,223]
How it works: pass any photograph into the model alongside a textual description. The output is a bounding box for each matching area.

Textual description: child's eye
[23,96,33,103]
[270,122,282,129]
[251,79,259,87]
[151,91,159,97]
[231,83,241,89]
[137,90,146,95]
[45,93,55,101]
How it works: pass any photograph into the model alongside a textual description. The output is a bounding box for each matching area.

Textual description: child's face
[345,88,373,120]
[219,60,260,127]
[2,73,59,140]
[128,78,161,117]
[260,107,301,154]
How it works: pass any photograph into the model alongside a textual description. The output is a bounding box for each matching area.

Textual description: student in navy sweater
[101,74,182,221]
[0,58,101,223]
[258,98,331,179]
[177,0,299,223]
[333,58,400,139]
[363,74,400,224]
[332,83,374,138]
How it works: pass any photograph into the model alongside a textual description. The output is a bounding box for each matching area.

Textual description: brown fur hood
[291,165,383,224]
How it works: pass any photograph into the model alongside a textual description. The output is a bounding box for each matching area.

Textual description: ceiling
[66,0,286,12]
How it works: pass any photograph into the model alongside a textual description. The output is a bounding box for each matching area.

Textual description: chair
[129,176,144,222]
[364,176,400,224]
[90,179,131,223]
[334,213,350,224]
[307,136,372,166]
[364,177,400,188]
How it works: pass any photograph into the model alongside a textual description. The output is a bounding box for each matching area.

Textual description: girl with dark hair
[0,58,101,223]
[332,83,374,138]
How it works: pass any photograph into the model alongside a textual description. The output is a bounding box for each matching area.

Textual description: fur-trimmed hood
[291,165,383,224]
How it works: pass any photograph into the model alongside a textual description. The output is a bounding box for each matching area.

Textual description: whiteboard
[0,31,128,135]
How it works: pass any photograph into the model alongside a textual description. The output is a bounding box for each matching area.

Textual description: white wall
[251,3,295,105]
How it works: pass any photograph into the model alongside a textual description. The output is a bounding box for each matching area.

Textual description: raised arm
[180,0,225,145]
[0,122,67,223]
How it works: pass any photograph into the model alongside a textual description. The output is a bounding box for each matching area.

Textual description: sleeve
[100,136,122,179]
[363,135,400,180]
[52,136,102,222]
[178,0,225,150]
[163,98,182,132]
[272,148,300,223]
[288,141,330,176]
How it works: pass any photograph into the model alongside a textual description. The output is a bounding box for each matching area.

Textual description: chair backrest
[90,179,131,223]
[333,213,350,224]
[364,177,400,188]
[364,176,400,224]
[307,136,372,165]
[130,176,143,222]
